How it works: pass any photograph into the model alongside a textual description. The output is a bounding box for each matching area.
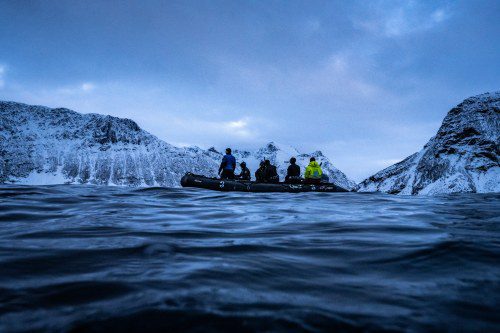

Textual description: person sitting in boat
[237,161,251,181]
[304,157,322,184]
[218,148,236,179]
[285,157,301,183]
[255,161,266,182]
[264,159,279,183]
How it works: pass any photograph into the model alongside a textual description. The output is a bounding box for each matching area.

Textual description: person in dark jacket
[255,161,266,182]
[237,162,251,181]
[285,157,301,183]
[218,148,236,179]
[264,159,279,183]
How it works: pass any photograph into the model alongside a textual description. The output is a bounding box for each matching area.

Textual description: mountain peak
[208,147,220,154]
[0,100,356,189]
[358,91,500,195]
[0,101,218,186]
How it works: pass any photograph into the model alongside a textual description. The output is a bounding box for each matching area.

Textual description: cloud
[431,9,448,23]
[0,64,6,89]
[167,116,258,143]
[353,2,451,38]
[56,82,96,94]
[303,18,321,34]
[214,51,388,108]
[81,82,95,92]
[295,53,385,100]
[225,119,252,137]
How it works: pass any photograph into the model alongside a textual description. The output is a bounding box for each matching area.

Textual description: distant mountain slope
[357,92,500,195]
[206,142,356,190]
[0,101,354,188]
[0,101,218,186]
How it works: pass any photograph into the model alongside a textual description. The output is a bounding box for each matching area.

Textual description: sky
[0,0,499,181]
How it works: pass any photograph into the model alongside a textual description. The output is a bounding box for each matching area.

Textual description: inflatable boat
[180,173,349,193]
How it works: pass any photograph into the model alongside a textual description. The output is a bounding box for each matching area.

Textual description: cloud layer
[0,0,499,181]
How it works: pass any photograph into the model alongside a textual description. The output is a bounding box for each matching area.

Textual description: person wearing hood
[285,157,301,183]
[264,159,279,183]
[237,161,251,181]
[218,148,236,179]
[304,157,322,184]
[255,161,266,182]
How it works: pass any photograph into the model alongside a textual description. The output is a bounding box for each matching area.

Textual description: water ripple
[0,185,499,332]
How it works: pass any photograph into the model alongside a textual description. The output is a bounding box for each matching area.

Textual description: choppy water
[0,185,499,332]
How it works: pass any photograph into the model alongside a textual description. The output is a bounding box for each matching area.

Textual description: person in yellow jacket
[304,157,323,184]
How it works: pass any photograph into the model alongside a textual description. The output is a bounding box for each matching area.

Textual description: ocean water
[0,185,499,332]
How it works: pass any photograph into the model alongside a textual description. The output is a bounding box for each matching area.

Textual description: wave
[0,185,499,332]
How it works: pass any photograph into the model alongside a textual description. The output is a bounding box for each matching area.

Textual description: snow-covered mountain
[357,92,500,195]
[205,142,356,190]
[0,101,218,187]
[0,101,354,189]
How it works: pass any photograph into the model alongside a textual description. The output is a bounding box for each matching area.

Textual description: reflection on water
[0,185,499,332]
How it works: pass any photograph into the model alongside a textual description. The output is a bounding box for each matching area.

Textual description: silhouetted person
[285,157,301,183]
[264,159,279,183]
[218,148,236,179]
[237,161,251,181]
[255,161,266,182]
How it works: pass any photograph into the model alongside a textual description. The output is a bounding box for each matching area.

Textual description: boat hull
[180,173,349,193]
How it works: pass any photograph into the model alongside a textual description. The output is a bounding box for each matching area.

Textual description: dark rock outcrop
[357,92,500,195]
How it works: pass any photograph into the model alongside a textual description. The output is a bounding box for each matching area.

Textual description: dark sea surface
[0,185,499,332]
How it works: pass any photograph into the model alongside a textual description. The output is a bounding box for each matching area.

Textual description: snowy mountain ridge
[357,91,500,194]
[0,101,354,189]
[0,101,219,187]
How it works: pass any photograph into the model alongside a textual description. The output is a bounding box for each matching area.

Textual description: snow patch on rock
[357,92,500,195]
[0,101,355,189]
[0,101,218,187]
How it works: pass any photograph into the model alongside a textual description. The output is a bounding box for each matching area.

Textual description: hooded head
[290,157,296,164]
[264,160,270,166]
[309,157,319,167]
[226,148,232,154]
[240,162,246,168]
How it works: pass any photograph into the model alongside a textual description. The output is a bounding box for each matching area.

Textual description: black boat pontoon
[180,173,349,193]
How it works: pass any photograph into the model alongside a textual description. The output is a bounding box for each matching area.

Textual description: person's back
[264,160,279,183]
[285,157,301,183]
[287,164,300,177]
[237,162,251,181]
[219,148,236,179]
[304,157,322,184]
[255,162,266,182]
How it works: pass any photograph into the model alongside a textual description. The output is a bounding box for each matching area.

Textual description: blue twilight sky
[0,0,499,181]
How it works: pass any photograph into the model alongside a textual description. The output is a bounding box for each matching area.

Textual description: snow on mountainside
[205,142,356,190]
[357,92,500,195]
[0,101,354,189]
[0,101,218,187]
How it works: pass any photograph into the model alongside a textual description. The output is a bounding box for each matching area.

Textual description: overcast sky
[0,0,499,181]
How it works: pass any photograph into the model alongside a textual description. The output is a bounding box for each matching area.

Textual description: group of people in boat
[218,148,325,184]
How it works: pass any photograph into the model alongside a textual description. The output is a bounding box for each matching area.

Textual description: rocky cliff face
[0,101,218,187]
[206,142,356,190]
[357,92,500,195]
[0,101,354,189]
